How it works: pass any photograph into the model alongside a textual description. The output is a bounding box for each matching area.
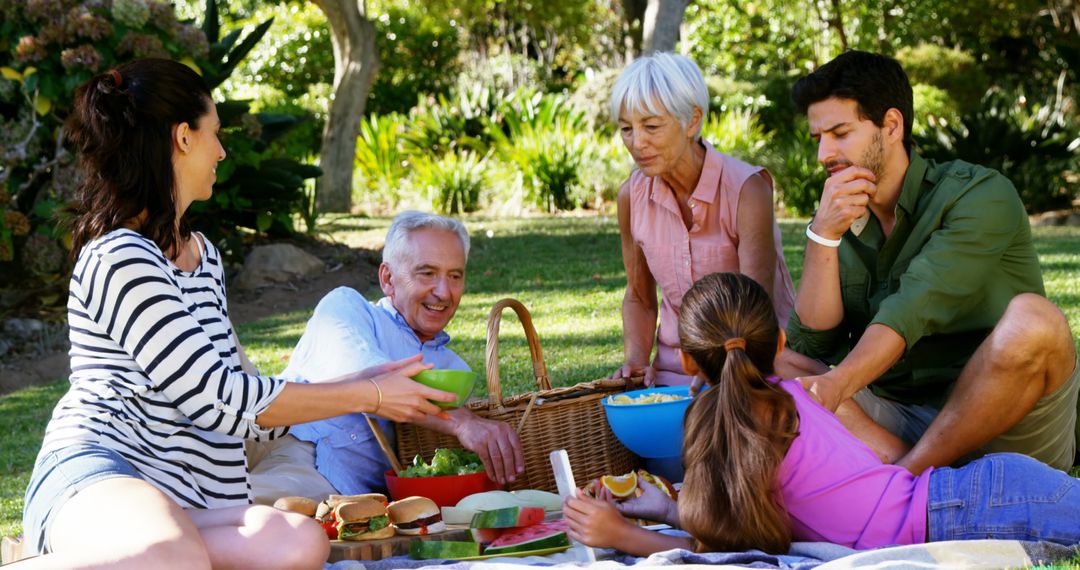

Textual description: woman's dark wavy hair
[66,58,212,257]
[677,272,799,554]
[790,49,914,155]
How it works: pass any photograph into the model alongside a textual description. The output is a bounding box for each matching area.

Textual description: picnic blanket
[324,537,1079,569]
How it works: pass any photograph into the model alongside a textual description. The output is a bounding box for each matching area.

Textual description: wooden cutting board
[327,524,472,562]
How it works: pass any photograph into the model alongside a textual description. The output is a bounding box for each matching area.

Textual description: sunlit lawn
[1,216,1078,539]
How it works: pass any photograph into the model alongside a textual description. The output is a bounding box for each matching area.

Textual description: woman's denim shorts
[927,453,1080,545]
[22,443,141,555]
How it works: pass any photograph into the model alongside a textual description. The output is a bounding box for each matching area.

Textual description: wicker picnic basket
[395,298,641,493]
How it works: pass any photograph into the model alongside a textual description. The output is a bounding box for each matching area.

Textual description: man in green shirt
[780,50,1079,474]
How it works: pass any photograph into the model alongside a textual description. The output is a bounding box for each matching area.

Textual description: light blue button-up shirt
[284,287,469,494]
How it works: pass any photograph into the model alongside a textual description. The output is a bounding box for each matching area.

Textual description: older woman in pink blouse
[608,53,795,387]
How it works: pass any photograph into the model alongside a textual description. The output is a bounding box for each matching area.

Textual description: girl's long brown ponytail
[676,272,799,553]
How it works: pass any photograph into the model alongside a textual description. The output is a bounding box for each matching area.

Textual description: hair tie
[109,69,123,87]
[724,337,746,351]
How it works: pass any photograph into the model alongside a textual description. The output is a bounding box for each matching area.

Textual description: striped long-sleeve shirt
[37,229,287,508]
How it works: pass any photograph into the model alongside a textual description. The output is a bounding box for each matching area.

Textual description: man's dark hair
[791,50,914,154]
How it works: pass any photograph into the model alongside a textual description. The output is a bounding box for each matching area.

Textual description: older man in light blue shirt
[248,212,523,502]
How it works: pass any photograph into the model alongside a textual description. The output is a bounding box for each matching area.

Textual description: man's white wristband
[806,224,842,248]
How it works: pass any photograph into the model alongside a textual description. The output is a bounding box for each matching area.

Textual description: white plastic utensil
[550,449,597,563]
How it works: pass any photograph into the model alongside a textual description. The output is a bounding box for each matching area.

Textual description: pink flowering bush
[0,0,208,295]
[0,0,317,306]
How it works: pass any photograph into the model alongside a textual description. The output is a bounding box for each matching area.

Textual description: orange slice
[601,472,638,498]
[638,469,677,500]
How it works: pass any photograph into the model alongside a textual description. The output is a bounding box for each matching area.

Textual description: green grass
[0,381,69,539]
[1,216,1078,540]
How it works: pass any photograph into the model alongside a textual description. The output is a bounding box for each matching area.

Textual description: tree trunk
[311,0,380,213]
[642,0,690,54]
[622,0,647,56]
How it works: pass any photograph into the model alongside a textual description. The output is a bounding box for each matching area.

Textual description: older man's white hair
[382,210,471,269]
[609,52,709,140]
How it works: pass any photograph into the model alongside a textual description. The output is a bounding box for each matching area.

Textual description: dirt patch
[227,240,382,325]
[0,239,381,396]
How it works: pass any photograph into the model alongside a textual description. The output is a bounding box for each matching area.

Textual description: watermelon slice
[409,540,481,560]
[469,506,545,529]
[483,519,570,555]
[469,527,505,545]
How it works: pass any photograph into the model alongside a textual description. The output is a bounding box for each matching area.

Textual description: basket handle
[485,298,551,408]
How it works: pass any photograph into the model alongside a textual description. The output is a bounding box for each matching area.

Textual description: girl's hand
[562,490,637,549]
[611,481,678,527]
[364,360,455,422]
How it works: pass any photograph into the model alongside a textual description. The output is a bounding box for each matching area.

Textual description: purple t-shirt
[776,379,932,549]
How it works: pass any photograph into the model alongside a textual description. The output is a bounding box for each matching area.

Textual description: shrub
[704,76,768,114]
[354,112,408,207]
[0,0,319,283]
[411,150,487,215]
[896,44,989,115]
[762,125,827,216]
[577,134,632,207]
[402,84,500,159]
[751,71,803,137]
[0,0,209,289]
[700,109,772,164]
[186,103,321,262]
[915,88,1080,213]
[568,67,621,132]
[367,7,464,115]
[453,50,547,98]
[492,92,590,212]
[911,84,963,139]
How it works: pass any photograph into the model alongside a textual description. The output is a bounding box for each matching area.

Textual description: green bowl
[414,369,477,409]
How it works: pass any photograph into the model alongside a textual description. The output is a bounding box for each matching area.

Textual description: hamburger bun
[327,493,388,510]
[272,496,319,517]
[388,496,445,535]
[335,498,394,541]
[335,498,386,521]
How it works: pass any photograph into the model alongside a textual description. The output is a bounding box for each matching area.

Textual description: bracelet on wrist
[805,223,842,248]
[366,378,383,415]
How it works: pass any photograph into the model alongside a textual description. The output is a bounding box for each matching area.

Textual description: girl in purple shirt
[565,272,1080,555]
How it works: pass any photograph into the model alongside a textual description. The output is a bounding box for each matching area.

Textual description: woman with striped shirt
[16,59,456,569]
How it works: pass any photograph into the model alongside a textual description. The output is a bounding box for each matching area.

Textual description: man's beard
[822,130,887,180]
[860,130,887,181]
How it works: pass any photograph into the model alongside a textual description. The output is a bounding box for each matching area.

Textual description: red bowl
[384,470,500,507]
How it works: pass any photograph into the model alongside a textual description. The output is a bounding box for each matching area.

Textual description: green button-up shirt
[787,153,1045,407]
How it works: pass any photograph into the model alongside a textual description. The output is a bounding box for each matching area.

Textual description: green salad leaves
[399,448,484,477]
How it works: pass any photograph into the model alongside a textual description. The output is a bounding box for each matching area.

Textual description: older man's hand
[452,410,525,486]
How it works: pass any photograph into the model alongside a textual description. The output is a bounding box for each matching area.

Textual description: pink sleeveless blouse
[626,141,795,385]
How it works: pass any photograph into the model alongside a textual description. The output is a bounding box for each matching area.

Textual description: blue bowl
[602,386,694,458]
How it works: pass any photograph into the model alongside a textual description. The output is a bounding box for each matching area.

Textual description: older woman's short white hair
[383,210,470,269]
[609,52,709,139]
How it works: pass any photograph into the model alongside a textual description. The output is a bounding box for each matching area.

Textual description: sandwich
[388,496,445,536]
[328,493,388,507]
[272,496,319,517]
[334,497,394,541]
[317,493,389,525]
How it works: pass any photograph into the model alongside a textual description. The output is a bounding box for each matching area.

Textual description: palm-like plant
[355,112,407,206]
[491,92,589,212]
[412,150,488,215]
